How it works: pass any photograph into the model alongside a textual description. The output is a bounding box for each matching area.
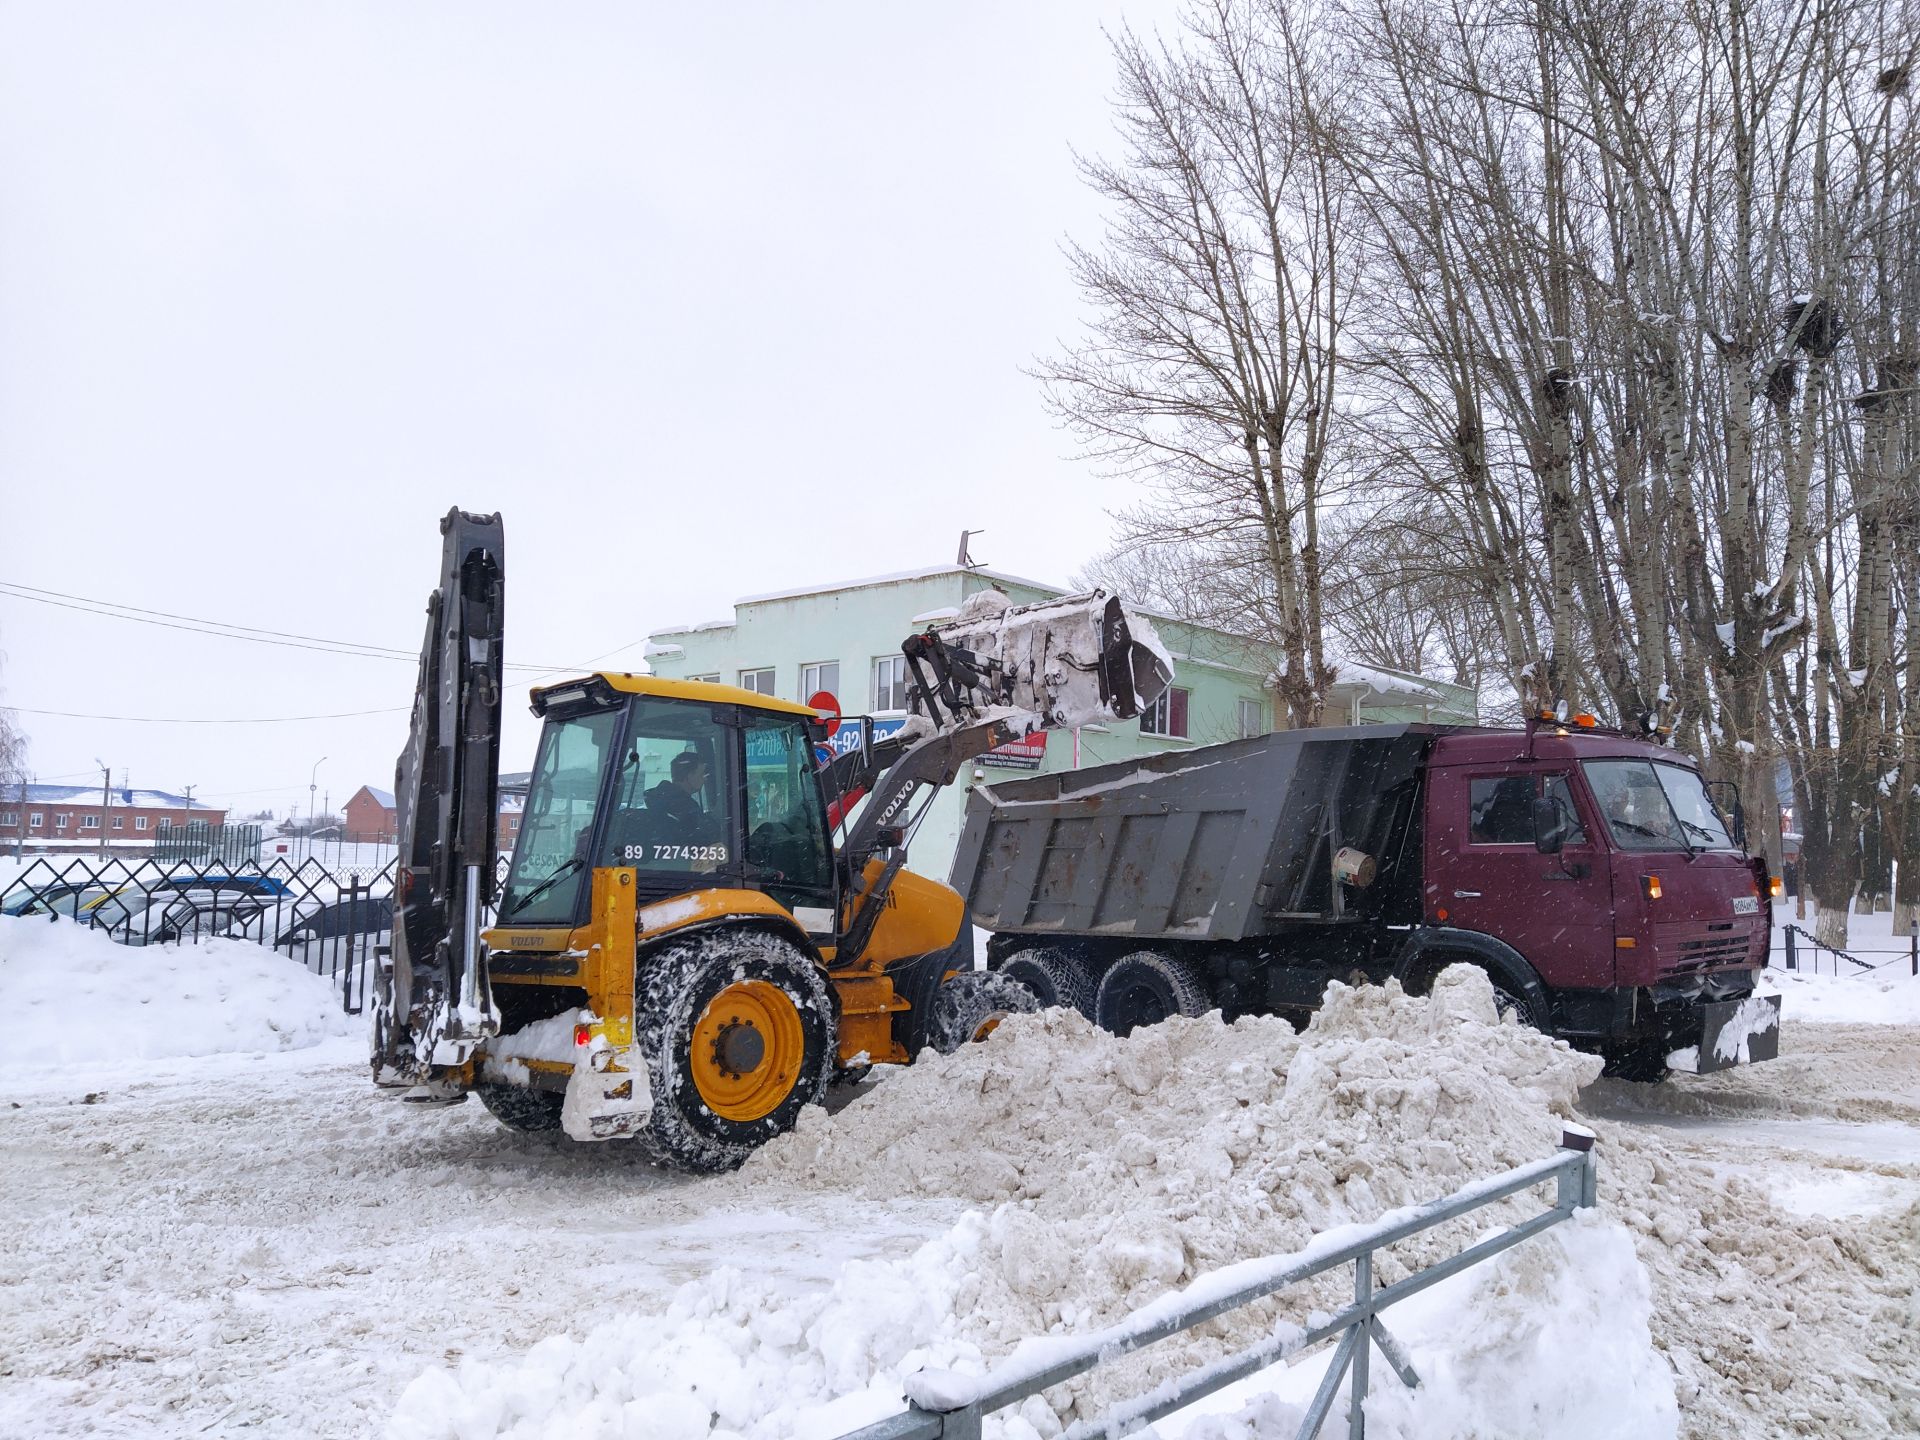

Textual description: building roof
[651,565,1065,637]
[11,783,217,810]
[356,785,397,809]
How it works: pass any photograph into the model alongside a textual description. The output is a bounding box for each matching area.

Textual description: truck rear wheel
[634,930,833,1174]
[1094,951,1212,1036]
[998,948,1095,1019]
[476,1083,565,1132]
[926,971,1040,1053]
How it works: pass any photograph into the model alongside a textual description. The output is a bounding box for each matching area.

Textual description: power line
[11,705,408,725]
[0,580,591,673]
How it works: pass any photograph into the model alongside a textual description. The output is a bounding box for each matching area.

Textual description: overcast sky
[0,1,1178,818]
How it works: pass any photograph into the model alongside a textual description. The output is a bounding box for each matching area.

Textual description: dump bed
[950,726,1435,942]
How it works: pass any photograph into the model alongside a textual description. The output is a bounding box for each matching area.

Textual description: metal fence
[839,1133,1601,1440]
[1772,920,1920,977]
[1,852,511,1014]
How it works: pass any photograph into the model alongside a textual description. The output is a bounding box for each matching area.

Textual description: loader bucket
[927,589,1173,729]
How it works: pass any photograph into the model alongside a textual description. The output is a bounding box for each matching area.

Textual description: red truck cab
[1420,723,1776,1076]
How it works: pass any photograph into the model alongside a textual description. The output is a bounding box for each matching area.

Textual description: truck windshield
[500,707,621,924]
[1581,759,1735,851]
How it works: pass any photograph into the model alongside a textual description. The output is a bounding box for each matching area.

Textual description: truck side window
[1469,777,1536,844]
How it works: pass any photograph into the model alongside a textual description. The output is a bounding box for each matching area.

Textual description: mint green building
[645,565,1476,879]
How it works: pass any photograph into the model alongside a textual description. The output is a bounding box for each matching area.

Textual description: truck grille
[1653,920,1762,975]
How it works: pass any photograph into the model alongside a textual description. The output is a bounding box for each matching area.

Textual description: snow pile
[1170,1211,1668,1440]
[390,969,1680,1438]
[0,914,354,1068]
[1761,964,1920,1025]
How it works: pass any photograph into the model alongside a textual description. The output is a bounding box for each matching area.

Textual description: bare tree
[1038,0,1352,726]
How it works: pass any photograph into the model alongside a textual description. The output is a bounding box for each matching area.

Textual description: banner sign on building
[980,731,1048,770]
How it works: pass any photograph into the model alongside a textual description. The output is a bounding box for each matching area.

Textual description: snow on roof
[15,783,216,810]
[642,641,685,658]
[1326,661,1447,702]
[737,564,1066,608]
[648,618,736,639]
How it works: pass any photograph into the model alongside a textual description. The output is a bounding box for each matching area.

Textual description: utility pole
[96,759,111,859]
[309,756,327,853]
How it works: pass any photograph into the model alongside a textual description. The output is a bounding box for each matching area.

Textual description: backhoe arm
[372,508,506,1087]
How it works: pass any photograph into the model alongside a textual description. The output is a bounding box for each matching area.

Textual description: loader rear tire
[634,931,833,1174]
[925,971,1040,1054]
[998,948,1095,1019]
[476,1083,565,1132]
[1094,951,1212,1036]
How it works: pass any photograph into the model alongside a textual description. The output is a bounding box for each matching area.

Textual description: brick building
[343,784,525,849]
[0,783,227,851]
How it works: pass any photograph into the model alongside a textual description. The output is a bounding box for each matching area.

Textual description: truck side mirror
[1533,795,1568,855]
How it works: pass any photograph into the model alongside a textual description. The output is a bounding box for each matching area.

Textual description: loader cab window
[743,714,833,910]
[501,706,622,924]
[602,700,737,875]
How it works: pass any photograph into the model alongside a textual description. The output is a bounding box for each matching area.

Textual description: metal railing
[1774,919,1920,978]
[838,1133,1599,1440]
[1,852,511,1013]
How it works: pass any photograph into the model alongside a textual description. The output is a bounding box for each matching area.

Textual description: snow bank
[390,969,1675,1439]
[1167,1211,1673,1440]
[1761,965,1920,1025]
[0,914,354,1068]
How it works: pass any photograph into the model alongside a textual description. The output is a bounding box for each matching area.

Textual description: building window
[738,668,775,695]
[799,661,840,703]
[1237,697,1265,739]
[55,814,70,830]
[510,817,520,831]
[0,812,15,827]
[1141,687,1191,739]
[81,815,100,829]
[136,816,150,832]
[29,812,43,828]
[689,674,720,685]
[873,655,908,712]
[157,817,172,830]
[112,816,124,830]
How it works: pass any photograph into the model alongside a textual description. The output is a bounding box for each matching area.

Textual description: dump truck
[371,509,1173,1171]
[952,720,1782,1080]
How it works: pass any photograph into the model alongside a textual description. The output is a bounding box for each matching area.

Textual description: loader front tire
[476,1083,565,1132]
[998,948,1096,1019]
[1094,951,1212,1036]
[635,931,833,1174]
[926,971,1040,1054]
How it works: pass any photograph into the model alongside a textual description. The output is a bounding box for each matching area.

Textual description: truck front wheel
[634,931,833,1174]
[1094,951,1212,1036]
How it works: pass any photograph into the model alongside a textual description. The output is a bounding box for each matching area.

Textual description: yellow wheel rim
[690,979,805,1123]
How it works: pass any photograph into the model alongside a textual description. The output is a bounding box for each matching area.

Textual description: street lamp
[309,756,328,841]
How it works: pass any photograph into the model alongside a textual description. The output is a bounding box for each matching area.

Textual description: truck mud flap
[1670,993,1782,1074]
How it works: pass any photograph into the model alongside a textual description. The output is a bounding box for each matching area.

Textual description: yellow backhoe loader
[371,509,1172,1172]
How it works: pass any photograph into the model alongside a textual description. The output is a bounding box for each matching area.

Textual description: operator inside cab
[646,751,720,846]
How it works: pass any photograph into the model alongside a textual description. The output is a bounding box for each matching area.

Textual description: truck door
[1425,767,1615,990]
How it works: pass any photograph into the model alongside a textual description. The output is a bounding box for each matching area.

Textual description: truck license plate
[1731,895,1759,915]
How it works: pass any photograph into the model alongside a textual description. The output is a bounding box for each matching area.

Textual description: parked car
[146,872,293,899]
[98,890,269,947]
[268,895,391,966]
[2,883,115,919]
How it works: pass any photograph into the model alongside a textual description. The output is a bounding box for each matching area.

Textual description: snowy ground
[2,917,1916,1438]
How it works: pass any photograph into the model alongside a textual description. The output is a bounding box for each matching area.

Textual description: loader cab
[498,675,836,929]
